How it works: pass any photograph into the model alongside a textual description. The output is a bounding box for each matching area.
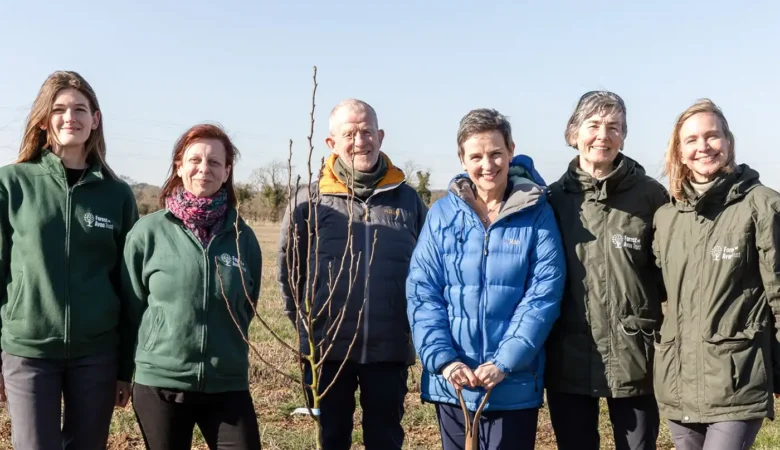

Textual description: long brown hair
[159,124,240,208]
[17,71,115,177]
[664,99,736,201]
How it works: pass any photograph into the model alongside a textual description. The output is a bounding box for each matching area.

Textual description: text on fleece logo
[219,253,247,272]
[611,234,641,250]
[84,212,114,229]
[711,245,740,261]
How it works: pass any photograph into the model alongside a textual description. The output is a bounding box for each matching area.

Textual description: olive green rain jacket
[653,164,780,423]
[546,154,669,398]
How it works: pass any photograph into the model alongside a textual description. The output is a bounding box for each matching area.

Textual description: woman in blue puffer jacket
[407,108,566,450]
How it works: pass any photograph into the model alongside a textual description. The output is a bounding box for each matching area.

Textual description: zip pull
[364,205,371,222]
[483,233,489,256]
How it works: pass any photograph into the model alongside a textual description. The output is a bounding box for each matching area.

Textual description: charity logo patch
[612,234,641,250]
[218,253,247,272]
[83,212,114,229]
[220,253,232,266]
[711,245,740,261]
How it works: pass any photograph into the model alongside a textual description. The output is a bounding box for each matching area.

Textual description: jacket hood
[673,164,761,212]
[448,154,547,221]
[558,153,648,199]
[318,152,405,195]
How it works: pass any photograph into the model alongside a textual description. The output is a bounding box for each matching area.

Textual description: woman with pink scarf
[120,124,263,450]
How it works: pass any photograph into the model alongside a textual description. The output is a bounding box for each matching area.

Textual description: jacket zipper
[323,182,403,363]
[64,170,88,359]
[693,214,710,420]
[181,225,227,392]
[480,230,489,363]
[604,204,614,393]
[361,203,371,363]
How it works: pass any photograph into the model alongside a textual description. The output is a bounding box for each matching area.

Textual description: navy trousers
[435,402,539,450]
[305,361,408,450]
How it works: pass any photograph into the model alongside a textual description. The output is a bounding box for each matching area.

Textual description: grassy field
[2,223,780,449]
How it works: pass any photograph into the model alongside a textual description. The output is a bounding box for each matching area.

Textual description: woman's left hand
[115,381,132,408]
[474,362,505,389]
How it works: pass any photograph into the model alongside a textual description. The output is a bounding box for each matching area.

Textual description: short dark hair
[457,108,512,159]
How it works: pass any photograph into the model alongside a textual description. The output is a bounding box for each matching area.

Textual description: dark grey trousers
[547,391,660,450]
[2,350,118,450]
[667,419,763,450]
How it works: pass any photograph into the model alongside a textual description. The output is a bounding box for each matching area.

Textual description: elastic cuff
[489,358,510,374]
[436,358,460,375]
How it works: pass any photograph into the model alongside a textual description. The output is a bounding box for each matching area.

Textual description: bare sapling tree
[217,66,378,449]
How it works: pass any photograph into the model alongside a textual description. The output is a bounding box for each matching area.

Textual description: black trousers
[547,391,659,450]
[132,383,261,450]
[304,360,408,450]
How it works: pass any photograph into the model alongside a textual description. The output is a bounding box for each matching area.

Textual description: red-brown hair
[159,123,240,207]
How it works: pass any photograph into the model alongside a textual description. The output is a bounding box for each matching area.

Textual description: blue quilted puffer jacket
[406,155,565,411]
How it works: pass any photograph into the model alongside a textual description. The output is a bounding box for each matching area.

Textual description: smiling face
[45,88,100,150]
[176,138,232,197]
[460,130,514,198]
[679,112,732,183]
[571,111,624,171]
[326,108,385,172]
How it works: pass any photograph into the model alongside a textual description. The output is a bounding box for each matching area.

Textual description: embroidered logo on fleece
[612,234,641,250]
[84,212,113,229]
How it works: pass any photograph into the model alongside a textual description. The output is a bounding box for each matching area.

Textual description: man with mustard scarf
[278,99,428,450]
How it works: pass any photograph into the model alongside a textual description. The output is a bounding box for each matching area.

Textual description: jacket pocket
[142,307,165,352]
[653,334,680,408]
[617,316,657,386]
[703,327,768,408]
[5,271,25,321]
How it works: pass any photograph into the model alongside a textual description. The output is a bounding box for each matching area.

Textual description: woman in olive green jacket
[546,91,668,450]
[653,99,780,450]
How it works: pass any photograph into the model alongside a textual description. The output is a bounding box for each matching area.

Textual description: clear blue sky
[1,0,778,189]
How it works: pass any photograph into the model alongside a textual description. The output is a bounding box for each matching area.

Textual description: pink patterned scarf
[165,186,228,246]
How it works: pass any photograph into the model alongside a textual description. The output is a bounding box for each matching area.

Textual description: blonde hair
[664,99,735,201]
[17,71,115,178]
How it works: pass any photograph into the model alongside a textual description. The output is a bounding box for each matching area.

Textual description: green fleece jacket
[0,149,138,380]
[121,207,262,393]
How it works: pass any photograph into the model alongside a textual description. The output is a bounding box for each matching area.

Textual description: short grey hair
[328,99,378,134]
[457,108,512,158]
[565,91,627,149]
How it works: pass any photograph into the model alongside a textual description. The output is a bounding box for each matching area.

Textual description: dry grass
[1,223,780,449]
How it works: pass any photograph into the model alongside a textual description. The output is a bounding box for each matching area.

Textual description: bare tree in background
[219,66,376,449]
[402,159,421,188]
[250,160,289,221]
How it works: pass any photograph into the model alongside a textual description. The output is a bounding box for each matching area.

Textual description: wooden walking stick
[457,388,493,450]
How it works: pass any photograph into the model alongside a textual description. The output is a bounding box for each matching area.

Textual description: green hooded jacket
[546,154,669,397]
[653,164,780,423]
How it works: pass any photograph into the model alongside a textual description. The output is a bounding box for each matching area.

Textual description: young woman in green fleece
[121,123,263,450]
[0,71,139,449]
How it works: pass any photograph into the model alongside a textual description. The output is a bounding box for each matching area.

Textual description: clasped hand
[442,361,505,390]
